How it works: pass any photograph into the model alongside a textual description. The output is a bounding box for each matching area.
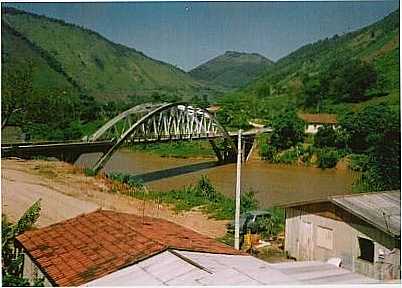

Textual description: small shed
[282,190,401,280]
[298,113,337,134]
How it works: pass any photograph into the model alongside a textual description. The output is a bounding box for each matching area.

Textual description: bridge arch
[88,102,237,173]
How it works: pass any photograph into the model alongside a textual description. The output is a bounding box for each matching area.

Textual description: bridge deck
[1,127,272,164]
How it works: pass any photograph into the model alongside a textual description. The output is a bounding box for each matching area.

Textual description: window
[358,237,374,262]
[316,226,333,250]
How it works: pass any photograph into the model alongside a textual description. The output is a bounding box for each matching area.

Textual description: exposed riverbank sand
[1,159,228,238]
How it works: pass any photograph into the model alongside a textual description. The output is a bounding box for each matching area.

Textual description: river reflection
[77,149,359,208]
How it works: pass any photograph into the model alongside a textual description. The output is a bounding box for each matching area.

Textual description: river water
[77,149,359,208]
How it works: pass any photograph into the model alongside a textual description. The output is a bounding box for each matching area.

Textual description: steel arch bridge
[88,102,238,173]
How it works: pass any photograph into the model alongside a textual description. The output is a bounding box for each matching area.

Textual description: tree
[360,110,400,191]
[217,93,259,129]
[2,200,42,286]
[325,58,378,103]
[340,103,400,191]
[1,64,33,128]
[339,103,394,153]
[314,125,337,148]
[302,76,322,111]
[270,108,305,150]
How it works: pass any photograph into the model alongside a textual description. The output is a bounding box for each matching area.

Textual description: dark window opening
[358,237,374,262]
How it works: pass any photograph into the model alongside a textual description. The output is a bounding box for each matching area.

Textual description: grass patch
[108,173,258,220]
[34,164,58,178]
[129,140,215,159]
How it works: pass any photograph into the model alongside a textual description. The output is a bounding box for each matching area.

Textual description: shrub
[195,175,218,202]
[270,108,305,150]
[240,191,258,213]
[2,200,43,286]
[349,154,369,172]
[314,125,337,148]
[317,148,340,169]
[247,207,285,238]
[108,172,144,190]
[277,144,305,164]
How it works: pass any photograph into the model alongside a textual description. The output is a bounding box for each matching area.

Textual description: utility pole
[234,129,242,250]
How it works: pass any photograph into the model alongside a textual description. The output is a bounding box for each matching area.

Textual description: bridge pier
[208,135,256,164]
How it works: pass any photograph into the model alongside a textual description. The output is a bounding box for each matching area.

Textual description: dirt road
[1,159,228,238]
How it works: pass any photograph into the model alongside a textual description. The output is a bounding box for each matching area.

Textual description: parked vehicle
[227,210,272,235]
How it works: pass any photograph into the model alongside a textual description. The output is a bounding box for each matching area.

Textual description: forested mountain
[189,51,273,90]
[225,9,400,117]
[1,7,218,140]
[2,7,214,103]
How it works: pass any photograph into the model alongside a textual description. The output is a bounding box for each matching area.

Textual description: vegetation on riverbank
[108,173,260,220]
[257,102,400,192]
[107,172,286,243]
[129,140,215,159]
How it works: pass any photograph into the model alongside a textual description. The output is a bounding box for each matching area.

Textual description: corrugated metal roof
[84,250,378,286]
[330,190,401,237]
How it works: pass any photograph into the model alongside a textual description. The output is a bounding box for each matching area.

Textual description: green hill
[2,21,79,98]
[2,7,213,103]
[189,51,273,90]
[226,9,399,118]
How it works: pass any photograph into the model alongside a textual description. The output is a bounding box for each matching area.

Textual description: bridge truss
[88,102,237,173]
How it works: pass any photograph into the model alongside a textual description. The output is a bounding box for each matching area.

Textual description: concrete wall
[285,203,400,280]
[23,254,53,287]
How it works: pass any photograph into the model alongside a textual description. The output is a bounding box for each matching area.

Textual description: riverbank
[129,140,216,159]
[1,159,228,238]
[78,149,359,208]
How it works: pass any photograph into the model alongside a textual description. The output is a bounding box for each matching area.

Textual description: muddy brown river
[77,149,359,208]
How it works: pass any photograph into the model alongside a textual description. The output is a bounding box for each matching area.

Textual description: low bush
[276,144,305,164]
[349,154,370,172]
[317,148,340,169]
[314,125,337,148]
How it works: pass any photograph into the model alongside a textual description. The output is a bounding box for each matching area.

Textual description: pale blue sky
[5,1,399,70]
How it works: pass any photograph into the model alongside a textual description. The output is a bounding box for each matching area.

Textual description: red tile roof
[16,210,242,286]
[298,113,337,124]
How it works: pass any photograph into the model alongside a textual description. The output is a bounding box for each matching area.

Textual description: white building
[298,113,338,134]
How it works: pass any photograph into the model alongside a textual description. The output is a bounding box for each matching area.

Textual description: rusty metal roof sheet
[330,190,401,237]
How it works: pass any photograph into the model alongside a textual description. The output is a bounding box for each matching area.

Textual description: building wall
[285,203,400,280]
[305,124,336,134]
[23,254,53,287]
